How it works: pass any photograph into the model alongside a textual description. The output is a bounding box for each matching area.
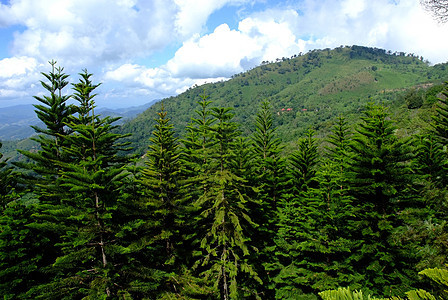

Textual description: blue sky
[0,0,448,108]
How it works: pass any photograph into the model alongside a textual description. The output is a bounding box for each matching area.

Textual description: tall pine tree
[249,100,288,297]
[30,70,135,298]
[347,103,414,297]
[192,106,261,299]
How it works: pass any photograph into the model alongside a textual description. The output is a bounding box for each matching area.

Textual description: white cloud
[104,64,144,83]
[167,24,256,78]
[341,0,366,18]
[1,0,178,67]
[166,10,304,79]
[0,56,38,78]
[174,0,249,37]
[0,57,41,100]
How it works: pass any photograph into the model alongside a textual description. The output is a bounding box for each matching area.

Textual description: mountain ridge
[119,45,448,155]
[0,100,158,140]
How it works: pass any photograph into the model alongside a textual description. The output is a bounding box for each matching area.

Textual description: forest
[1,50,448,299]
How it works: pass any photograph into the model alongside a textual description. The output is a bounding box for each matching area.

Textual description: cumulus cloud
[166,10,304,79]
[1,0,178,67]
[0,56,41,100]
[104,62,227,103]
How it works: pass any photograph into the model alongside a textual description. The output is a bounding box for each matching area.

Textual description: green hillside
[121,45,448,155]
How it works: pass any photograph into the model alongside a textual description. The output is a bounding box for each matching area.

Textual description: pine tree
[0,196,47,299]
[249,100,288,297]
[29,70,135,298]
[0,143,41,298]
[192,106,261,299]
[325,115,352,191]
[139,103,189,297]
[17,60,75,183]
[347,103,414,296]
[273,129,350,298]
[289,128,319,194]
[413,134,446,187]
[392,101,448,281]
[11,61,77,297]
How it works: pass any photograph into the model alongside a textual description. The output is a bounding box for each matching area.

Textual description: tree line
[1,62,448,299]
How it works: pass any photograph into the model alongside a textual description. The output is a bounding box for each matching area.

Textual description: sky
[0,0,448,109]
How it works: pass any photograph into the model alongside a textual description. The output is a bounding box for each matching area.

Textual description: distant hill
[119,45,448,155]
[0,105,38,140]
[0,100,157,141]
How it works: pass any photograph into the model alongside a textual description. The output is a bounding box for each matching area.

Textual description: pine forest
[2,46,448,299]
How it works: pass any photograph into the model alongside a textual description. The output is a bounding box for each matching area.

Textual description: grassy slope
[120,45,448,155]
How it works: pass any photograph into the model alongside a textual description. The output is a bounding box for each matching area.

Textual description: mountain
[119,45,448,155]
[0,100,157,141]
[3,45,448,159]
[0,105,38,140]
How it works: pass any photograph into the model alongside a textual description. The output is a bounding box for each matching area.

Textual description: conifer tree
[289,128,319,193]
[414,134,446,187]
[325,115,352,190]
[250,100,286,216]
[0,143,40,298]
[347,103,414,296]
[431,82,448,146]
[12,61,77,297]
[249,100,288,297]
[393,96,448,278]
[182,94,216,178]
[274,129,344,298]
[29,70,135,298]
[180,93,215,265]
[139,103,189,297]
[17,60,75,183]
[193,106,260,299]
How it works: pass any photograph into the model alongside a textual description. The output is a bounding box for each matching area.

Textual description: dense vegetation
[1,46,448,299]
[120,45,448,155]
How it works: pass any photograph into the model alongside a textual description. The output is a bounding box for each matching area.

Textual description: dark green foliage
[19,60,75,177]
[9,62,78,298]
[4,52,448,299]
[273,129,357,298]
[138,103,190,297]
[404,88,424,109]
[27,70,136,298]
[190,105,261,299]
[347,103,415,296]
[249,101,288,297]
[413,134,446,186]
[289,129,319,193]
[0,196,47,299]
[431,82,448,145]
[0,142,16,209]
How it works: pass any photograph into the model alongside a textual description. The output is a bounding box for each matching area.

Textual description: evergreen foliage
[0,142,16,209]
[138,103,190,297]
[249,100,288,297]
[347,103,415,296]
[17,60,75,180]
[431,83,448,144]
[3,57,448,299]
[289,129,319,193]
[192,106,261,299]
